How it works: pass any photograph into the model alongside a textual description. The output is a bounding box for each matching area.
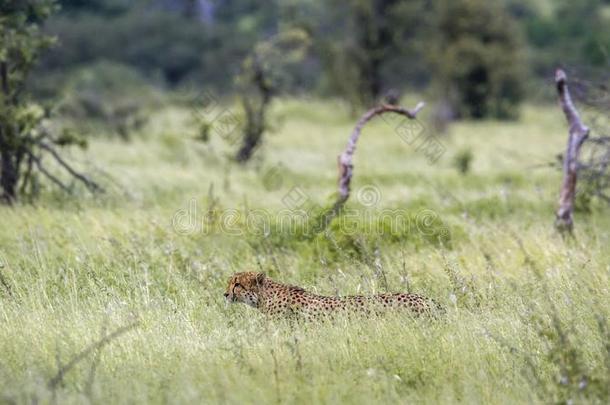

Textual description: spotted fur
[224,272,440,318]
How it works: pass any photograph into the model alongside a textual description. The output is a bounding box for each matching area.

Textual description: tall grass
[0,99,608,404]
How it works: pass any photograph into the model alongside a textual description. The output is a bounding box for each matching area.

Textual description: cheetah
[224,272,441,319]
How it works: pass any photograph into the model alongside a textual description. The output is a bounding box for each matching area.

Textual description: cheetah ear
[255,272,266,286]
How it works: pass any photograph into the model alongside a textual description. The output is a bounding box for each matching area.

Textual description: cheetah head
[224,272,266,308]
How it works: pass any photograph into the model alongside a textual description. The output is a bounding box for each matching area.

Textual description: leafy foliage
[525,0,610,74]
[0,0,99,203]
[431,0,526,120]
[234,28,311,162]
[452,148,474,175]
[58,62,158,140]
[315,0,429,110]
[40,0,280,89]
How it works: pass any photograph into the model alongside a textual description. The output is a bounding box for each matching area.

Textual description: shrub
[58,62,159,139]
[431,0,526,120]
[453,148,474,175]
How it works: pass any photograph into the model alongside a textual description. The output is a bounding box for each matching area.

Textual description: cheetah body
[224,272,438,318]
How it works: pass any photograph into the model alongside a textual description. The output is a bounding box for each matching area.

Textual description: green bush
[453,149,474,175]
[42,10,210,85]
[39,2,280,92]
[432,0,526,120]
[58,62,158,139]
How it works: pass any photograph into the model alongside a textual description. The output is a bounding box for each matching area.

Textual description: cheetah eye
[234,283,242,288]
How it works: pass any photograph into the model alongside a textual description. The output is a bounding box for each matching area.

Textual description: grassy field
[0,98,609,404]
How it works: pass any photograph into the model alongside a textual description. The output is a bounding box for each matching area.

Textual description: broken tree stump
[554,69,590,233]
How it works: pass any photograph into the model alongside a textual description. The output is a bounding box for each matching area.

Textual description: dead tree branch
[49,320,139,390]
[336,101,425,207]
[554,69,590,233]
[235,56,274,163]
[313,101,425,233]
[39,142,103,192]
[28,152,71,193]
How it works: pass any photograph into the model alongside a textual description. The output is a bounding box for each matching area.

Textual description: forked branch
[39,142,103,192]
[28,152,71,193]
[49,320,139,390]
[555,69,590,233]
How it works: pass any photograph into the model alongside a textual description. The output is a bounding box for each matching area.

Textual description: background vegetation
[33,0,610,106]
[1,0,609,404]
[1,101,609,403]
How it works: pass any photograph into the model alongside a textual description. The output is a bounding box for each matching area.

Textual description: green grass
[0,99,609,404]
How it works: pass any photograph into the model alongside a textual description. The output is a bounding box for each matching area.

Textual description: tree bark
[0,62,18,204]
[0,151,18,204]
[235,97,266,162]
[236,59,273,163]
[0,62,8,95]
[555,69,590,233]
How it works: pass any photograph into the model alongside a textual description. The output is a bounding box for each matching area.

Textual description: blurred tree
[59,0,133,16]
[235,28,310,162]
[517,0,610,81]
[37,0,279,91]
[59,62,156,140]
[0,0,99,204]
[42,11,210,86]
[346,0,399,106]
[431,0,526,119]
[555,0,610,67]
[27,0,610,102]
[317,0,403,109]
[314,0,429,111]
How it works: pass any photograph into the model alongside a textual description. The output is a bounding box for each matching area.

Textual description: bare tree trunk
[0,131,27,204]
[555,69,590,233]
[336,101,425,207]
[0,63,7,98]
[236,60,273,163]
[236,97,267,162]
[353,0,399,105]
[0,147,18,204]
[0,62,18,204]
